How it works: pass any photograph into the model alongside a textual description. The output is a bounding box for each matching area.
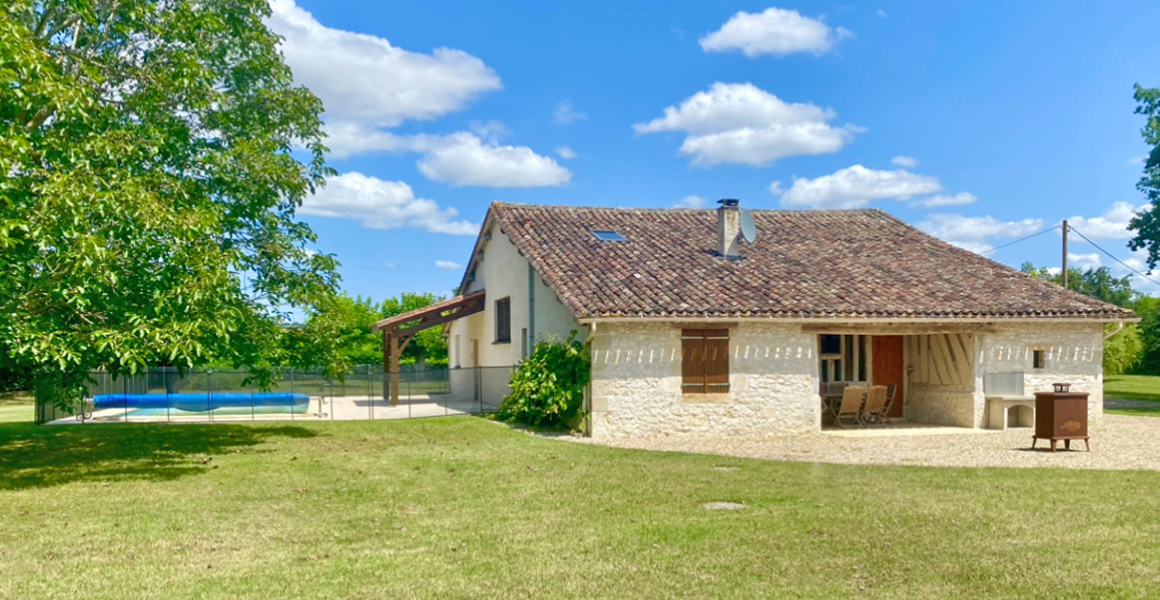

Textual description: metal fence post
[290,368,295,422]
[208,370,214,423]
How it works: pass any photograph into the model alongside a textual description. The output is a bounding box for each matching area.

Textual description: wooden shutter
[681,329,730,394]
[495,298,511,343]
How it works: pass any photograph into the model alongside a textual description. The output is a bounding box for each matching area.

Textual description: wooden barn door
[872,336,905,418]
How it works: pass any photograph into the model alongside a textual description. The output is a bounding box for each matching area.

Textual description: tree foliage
[498,332,590,429]
[1128,84,1160,268]
[299,292,450,368]
[1019,263,1136,308]
[1021,263,1146,373]
[1104,323,1143,375]
[0,1,342,399]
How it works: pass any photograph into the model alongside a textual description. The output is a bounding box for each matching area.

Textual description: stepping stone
[702,502,746,510]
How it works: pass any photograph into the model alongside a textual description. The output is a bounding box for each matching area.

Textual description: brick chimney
[717,199,741,259]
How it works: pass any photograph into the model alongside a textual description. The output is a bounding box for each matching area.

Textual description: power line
[1068,226,1160,288]
[982,224,1061,255]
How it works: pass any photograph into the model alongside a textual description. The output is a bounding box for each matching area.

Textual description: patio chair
[863,385,889,426]
[881,384,898,423]
[821,383,844,423]
[834,385,865,428]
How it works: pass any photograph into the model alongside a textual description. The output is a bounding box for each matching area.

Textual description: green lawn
[0,391,33,423]
[2,418,1160,599]
[1105,375,1160,416]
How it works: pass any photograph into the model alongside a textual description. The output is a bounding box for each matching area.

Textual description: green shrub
[499,332,590,428]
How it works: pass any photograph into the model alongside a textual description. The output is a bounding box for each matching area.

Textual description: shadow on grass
[0,422,317,491]
[1107,406,1160,417]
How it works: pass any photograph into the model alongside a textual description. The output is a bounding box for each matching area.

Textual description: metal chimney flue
[717,199,741,259]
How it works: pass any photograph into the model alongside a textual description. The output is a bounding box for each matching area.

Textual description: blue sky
[269,0,1160,301]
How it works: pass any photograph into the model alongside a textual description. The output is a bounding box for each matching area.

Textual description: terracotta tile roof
[480,202,1135,321]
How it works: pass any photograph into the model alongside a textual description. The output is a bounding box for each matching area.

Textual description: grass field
[0,391,33,423]
[3,417,1160,599]
[1105,375,1160,416]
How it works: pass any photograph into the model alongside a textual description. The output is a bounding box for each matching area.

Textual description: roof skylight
[592,230,627,242]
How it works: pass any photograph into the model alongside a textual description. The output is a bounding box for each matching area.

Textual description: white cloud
[555,145,577,160]
[435,260,463,270]
[891,155,918,168]
[1067,253,1101,269]
[780,165,942,209]
[413,132,572,188]
[1130,155,1147,166]
[634,82,857,166]
[910,192,978,208]
[320,127,571,187]
[321,122,409,158]
[385,262,396,268]
[1067,201,1144,240]
[674,195,708,208]
[268,0,500,133]
[468,120,510,142]
[917,214,1045,254]
[877,9,887,18]
[768,181,784,196]
[553,101,587,125]
[300,172,478,235]
[699,8,851,57]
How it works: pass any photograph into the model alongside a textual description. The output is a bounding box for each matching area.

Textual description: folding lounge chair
[835,386,865,428]
[880,384,898,424]
[863,385,889,426]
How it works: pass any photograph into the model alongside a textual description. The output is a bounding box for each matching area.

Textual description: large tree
[0,1,342,400]
[296,292,450,369]
[1129,84,1160,267]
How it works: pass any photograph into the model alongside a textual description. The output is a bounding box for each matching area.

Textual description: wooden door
[872,336,905,418]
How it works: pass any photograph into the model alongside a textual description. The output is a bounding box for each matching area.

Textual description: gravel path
[563,414,1160,471]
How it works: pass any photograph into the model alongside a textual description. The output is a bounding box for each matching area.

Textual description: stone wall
[589,322,819,438]
[906,334,986,428]
[585,320,1106,437]
[980,321,1105,425]
[907,386,986,428]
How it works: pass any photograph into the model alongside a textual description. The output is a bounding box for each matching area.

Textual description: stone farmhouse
[383,200,1135,438]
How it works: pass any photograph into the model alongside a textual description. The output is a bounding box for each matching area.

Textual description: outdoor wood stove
[1032,383,1090,452]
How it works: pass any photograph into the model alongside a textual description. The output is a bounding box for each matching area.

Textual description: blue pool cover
[93,392,309,412]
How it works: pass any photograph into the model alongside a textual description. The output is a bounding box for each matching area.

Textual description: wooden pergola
[370,290,486,406]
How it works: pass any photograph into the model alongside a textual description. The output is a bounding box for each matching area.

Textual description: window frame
[819,334,869,383]
[494,297,512,344]
[1032,349,1046,370]
[591,230,627,242]
[681,329,730,394]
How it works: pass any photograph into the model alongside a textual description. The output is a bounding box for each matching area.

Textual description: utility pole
[1061,219,1069,289]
